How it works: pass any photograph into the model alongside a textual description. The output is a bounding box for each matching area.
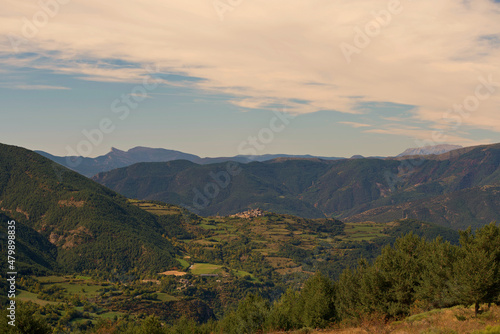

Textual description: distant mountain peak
[127,146,166,152]
[110,147,125,153]
[397,144,463,157]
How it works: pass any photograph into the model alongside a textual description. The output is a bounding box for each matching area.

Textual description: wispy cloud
[364,125,492,147]
[129,93,152,99]
[1,0,499,140]
[338,121,371,128]
[12,84,71,90]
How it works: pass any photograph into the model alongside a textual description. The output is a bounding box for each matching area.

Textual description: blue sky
[1,0,499,158]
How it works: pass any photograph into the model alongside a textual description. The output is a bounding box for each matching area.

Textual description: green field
[36,275,67,283]
[343,222,387,241]
[199,224,219,230]
[17,290,59,306]
[232,269,255,280]
[155,293,178,302]
[98,311,126,319]
[176,258,190,269]
[190,263,224,275]
[130,200,183,216]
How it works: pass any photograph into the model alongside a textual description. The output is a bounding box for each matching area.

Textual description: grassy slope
[318,304,500,334]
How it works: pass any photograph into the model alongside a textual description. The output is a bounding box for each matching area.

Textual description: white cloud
[12,84,71,90]
[338,121,371,128]
[1,0,499,137]
[364,125,492,147]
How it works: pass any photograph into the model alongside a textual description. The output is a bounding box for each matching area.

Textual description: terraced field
[343,222,388,241]
[131,200,458,279]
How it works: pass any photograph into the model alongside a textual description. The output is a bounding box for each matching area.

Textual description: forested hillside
[0,213,59,275]
[0,143,177,272]
[345,185,500,230]
[93,143,500,229]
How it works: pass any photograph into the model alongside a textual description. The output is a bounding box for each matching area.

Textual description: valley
[0,142,498,333]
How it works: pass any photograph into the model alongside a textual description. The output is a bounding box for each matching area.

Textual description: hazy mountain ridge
[92,143,500,229]
[36,147,202,177]
[36,147,347,177]
[37,144,469,178]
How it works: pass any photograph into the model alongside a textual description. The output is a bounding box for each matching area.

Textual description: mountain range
[36,147,344,177]
[92,143,500,231]
[38,143,462,178]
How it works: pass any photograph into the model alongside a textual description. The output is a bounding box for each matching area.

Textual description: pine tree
[374,233,425,317]
[415,237,457,309]
[452,223,500,316]
[219,293,270,334]
[267,288,301,330]
[335,268,361,320]
[298,272,336,328]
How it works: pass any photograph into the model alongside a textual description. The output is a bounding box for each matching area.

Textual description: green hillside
[0,213,58,275]
[345,185,500,230]
[0,143,177,272]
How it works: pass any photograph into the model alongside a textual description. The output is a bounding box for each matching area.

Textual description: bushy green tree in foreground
[219,293,270,334]
[299,272,336,328]
[452,223,500,316]
[138,315,164,334]
[415,237,457,309]
[335,223,500,320]
[267,288,301,330]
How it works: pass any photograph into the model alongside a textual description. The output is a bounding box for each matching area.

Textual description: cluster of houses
[229,208,265,219]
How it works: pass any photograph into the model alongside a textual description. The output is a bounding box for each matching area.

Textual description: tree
[298,272,336,328]
[335,267,361,320]
[374,233,426,317]
[168,317,201,334]
[453,247,496,316]
[452,223,500,316]
[415,238,457,309]
[219,293,270,334]
[268,288,301,330]
[138,315,164,334]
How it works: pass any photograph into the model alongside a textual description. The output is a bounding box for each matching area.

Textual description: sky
[1,0,500,158]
